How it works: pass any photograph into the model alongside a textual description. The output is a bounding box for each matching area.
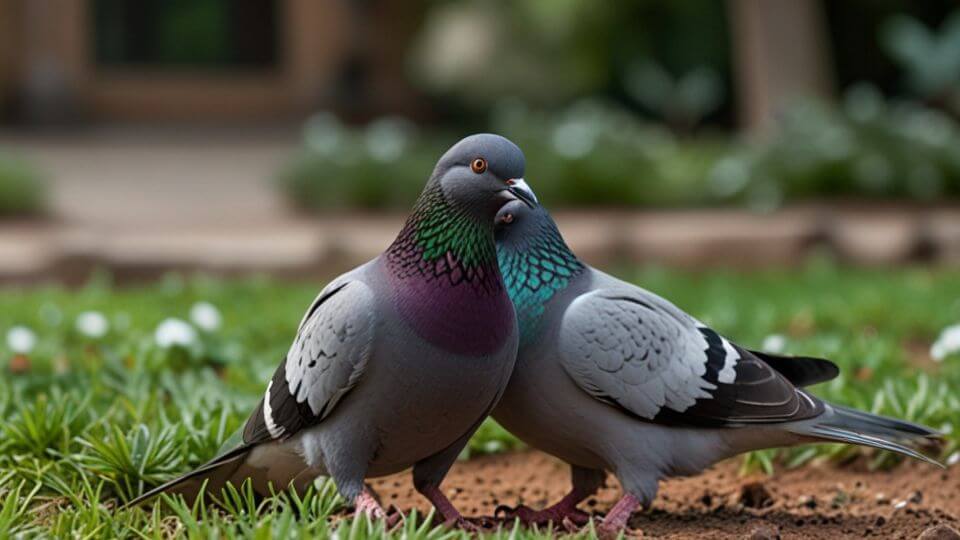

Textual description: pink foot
[596,493,642,539]
[496,503,591,527]
[353,489,400,527]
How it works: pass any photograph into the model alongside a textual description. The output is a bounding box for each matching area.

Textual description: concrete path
[1,127,296,228]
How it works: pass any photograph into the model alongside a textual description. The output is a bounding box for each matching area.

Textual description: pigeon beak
[505,178,538,208]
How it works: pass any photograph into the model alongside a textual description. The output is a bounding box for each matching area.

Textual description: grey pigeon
[492,201,941,537]
[130,134,538,527]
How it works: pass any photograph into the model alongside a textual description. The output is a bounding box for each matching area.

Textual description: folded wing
[557,288,823,427]
[244,280,376,443]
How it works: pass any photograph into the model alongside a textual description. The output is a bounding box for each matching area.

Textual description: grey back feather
[558,288,717,419]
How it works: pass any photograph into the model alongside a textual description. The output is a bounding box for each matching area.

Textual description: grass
[1,261,959,537]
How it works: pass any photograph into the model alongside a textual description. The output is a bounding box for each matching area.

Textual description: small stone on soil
[739,482,774,509]
[745,523,780,540]
[918,524,960,540]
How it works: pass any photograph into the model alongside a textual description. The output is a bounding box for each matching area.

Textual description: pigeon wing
[557,288,823,427]
[243,279,376,443]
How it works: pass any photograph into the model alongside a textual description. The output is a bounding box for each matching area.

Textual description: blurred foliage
[624,60,724,132]
[279,103,728,211]
[0,151,46,217]
[280,89,960,211]
[408,0,731,127]
[715,86,960,210]
[882,10,960,116]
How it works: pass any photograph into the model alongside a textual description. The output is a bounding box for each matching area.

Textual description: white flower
[75,311,109,338]
[154,318,197,348]
[483,440,504,453]
[930,324,960,362]
[761,334,787,354]
[6,326,37,354]
[190,302,222,332]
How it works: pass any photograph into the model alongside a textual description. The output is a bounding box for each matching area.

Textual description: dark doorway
[91,0,280,70]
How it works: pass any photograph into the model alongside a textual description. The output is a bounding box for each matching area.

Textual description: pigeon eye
[470,158,487,174]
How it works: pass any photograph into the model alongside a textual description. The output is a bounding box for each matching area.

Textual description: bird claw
[442,515,481,532]
[594,519,643,540]
[561,516,583,533]
[384,505,404,528]
[494,503,591,528]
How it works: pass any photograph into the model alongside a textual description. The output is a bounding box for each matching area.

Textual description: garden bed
[372,450,958,539]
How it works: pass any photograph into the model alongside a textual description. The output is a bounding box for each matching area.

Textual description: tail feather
[788,403,944,467]
[126,445,253,507]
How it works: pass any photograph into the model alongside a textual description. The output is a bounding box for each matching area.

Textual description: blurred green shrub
[719,86,960,209]
[279,103,727,210]
[624,60,725,132]
[280,93,960,212]
[408,0,731,122]
[881,10,960,115]
[0,152,46,217]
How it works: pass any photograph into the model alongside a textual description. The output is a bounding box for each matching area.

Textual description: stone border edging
[0,206,957,283]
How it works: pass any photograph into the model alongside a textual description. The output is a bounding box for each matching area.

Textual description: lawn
[1,262,959,538]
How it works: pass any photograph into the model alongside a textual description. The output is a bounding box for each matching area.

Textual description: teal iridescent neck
[497,219,584,345]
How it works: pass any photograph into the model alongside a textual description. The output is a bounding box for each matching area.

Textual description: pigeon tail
[125,444,255,507]
[787,403,944,467]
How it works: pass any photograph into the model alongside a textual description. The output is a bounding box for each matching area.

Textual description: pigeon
[129,134,538,527]
[491,200,941,537]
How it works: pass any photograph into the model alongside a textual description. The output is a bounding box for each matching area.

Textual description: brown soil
[370,450,960,539]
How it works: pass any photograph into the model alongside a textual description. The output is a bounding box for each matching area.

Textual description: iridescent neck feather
[385,182,512,356]
[386,183,500,289]
[498,217,585,345]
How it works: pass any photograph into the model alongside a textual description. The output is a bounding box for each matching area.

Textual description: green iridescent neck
[387,183,499,281]
[497,219,584,344]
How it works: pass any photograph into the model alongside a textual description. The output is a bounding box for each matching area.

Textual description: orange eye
[470,158,487,174]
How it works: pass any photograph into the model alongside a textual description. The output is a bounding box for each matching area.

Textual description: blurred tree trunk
[728,0,834,137]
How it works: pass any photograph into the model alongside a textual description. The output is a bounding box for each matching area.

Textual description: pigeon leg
[417,484,478,531]
[596,493,642,539]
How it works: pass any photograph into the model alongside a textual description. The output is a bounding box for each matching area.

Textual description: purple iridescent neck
[384,184,513,356]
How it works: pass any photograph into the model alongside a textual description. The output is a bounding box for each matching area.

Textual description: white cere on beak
[507,178,538,204]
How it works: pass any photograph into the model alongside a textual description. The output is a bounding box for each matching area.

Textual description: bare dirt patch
[370,450,959,538]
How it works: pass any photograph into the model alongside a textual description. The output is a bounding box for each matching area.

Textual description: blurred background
[1,0,960,280]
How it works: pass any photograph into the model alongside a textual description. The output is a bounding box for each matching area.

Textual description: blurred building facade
[0,0,420,124]
[0,0,956,132]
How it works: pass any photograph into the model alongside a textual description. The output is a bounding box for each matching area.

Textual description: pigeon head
[429,134,537,219]
[494,199,555,250]
[387,134,540,281]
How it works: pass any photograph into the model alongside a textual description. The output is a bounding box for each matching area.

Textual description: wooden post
[728,0,834,137]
